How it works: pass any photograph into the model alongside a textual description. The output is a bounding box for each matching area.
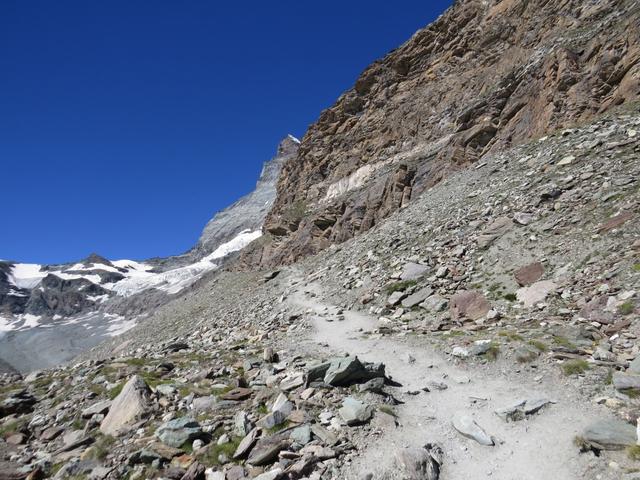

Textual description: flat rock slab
[452,415,494,446]
[388,291,407,306]
[450,291,490,321]
[233,427,259,459]
[247,435,290,466]
[580,419,637,450]
[402,287,434,308]
[613,372,640,391]
[400,262,429,281]
[478,216,511,248]
[81,400,112,418]
[221,387,253,401]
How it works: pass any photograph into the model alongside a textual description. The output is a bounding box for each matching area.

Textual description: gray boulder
[402,287,434,308]
[100,375,149,436]
[319,356,385,386]
[579,420,637,450]
[155,417,202,448]
[395,444,443,480]
[339,397,373,426]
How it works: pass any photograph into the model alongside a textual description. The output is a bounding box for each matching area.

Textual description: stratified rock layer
[245,0,640,267]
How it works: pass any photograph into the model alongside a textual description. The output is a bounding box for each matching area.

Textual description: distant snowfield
[1,229,262,334]
[109,229,262,297]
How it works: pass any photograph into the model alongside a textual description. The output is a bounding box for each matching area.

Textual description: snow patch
[110,230,261,297]
[203,229,262,262]
[8,264,47,289]
[104,314,137,337]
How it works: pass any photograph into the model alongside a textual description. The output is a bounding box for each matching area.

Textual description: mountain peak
[277,134,301,157]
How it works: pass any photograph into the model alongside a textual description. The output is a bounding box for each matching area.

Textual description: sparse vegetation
[561,359,590,376]
[622,388,640,399]
[553,336,576,350]
[503,293,517,302]
[385,280,417,294]
[619,302,635,315]
[198,437,241,466]
[108,382,124,399]
[528,340,548,352]
[627,445,640,460]
[498,330,524,342]
[483,343,500,361]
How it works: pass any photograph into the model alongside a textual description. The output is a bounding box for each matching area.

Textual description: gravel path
[287,271,617,480]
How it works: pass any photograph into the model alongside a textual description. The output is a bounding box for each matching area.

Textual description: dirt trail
[286,273,614,480]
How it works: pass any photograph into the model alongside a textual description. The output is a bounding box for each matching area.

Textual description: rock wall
[243,0,640,267]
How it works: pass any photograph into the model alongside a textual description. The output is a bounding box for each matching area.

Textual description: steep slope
[243,0,639,267]
[0,136,296,372]
[12,106,635,480]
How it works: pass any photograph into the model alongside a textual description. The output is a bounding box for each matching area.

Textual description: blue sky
[1,1,452,264]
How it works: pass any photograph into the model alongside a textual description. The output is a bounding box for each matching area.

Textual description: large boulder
[319,357,385,386]
[100,375,150,436]
[579,420,637,450]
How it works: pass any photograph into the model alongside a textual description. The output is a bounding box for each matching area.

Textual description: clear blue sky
[1,1,452,264]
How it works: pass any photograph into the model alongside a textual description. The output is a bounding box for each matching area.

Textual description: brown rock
[238,0,640,269]
[179,461,205,480]
[221,387,253,401]
[598,212,634,233]
[514,262,544,286]
[6,433,26,445]
[450,291,490,321]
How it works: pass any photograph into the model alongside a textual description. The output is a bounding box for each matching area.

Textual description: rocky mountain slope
[0,136,297,373]
[0,1,639,479]
[242,0,639,267]
[1,105,636,480]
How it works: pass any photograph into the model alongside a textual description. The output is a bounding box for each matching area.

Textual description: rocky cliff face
[246,0,639,267]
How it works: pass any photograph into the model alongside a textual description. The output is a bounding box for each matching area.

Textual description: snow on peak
[287,134,301,144]
[8,264,48,289]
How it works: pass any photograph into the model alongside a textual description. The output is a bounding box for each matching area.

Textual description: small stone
[339,397,373,426]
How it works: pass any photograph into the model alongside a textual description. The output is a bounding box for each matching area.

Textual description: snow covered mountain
[0,135,298,372]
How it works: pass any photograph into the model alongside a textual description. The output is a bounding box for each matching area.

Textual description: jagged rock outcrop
[245,0,640,267]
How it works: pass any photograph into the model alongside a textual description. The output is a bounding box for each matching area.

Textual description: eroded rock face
[243,0,640,267]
